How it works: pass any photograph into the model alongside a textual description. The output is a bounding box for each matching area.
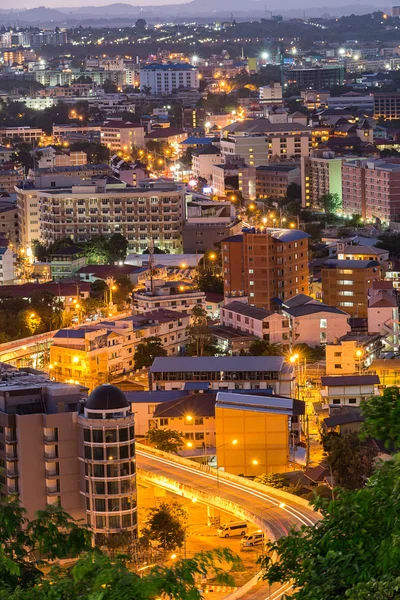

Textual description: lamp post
[215,439,238,489]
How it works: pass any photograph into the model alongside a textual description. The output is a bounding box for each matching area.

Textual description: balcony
[44,452,58,461]
[44,434,58,443]
[46,485,60,495]
[45,468,60,477]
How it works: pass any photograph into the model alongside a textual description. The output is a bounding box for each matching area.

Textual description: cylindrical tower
[77,384,137,545]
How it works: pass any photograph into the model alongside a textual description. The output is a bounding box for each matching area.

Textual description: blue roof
[125,390,187,403]
[184,382,210,391]
[181,137,214,145]
[53,329,86,339]
[141,63,196,71]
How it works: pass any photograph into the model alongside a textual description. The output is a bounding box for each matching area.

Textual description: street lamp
[215,439,238,489]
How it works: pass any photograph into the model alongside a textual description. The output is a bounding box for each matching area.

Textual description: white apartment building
[139,63,199,94]
[16,179,185,253]
[220,119,311,167]
[367,291,399,351]
[0,246,15,285]
[192,145,222,181]
[100,120,145,152]
[220,301,291,349]
[134,279,205,316]
[259,82,283,104]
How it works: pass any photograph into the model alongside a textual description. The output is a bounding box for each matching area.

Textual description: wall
[215,407,289,477]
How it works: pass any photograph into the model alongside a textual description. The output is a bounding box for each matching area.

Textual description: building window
[160,418,169,426]
[334,364,342,369]
[320,319,327,328]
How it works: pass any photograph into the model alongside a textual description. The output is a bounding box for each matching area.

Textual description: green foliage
[0,291,64,341]
[142,500,186,552]
[83,234,128,265]
[0,499,91,590]
[133,336,167,369]
[247,340,283,356]
[195,272,223,294]
[259,456,400,599]
[361,386,400,449]
[69,141,110,164]
[254,473,289,489]
[186,305,217,357]
[146,428,185,453]
[321,431,378,490]
[113,274,133,309]
[320,193,342,213]
[376,233,400,257]
[0,546,240,600]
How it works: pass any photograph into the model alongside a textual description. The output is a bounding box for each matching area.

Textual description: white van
[217,521,248,538]
[240,531,265,547]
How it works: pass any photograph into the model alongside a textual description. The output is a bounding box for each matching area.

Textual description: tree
[186,305,216,357]
[0,499,91,590]
[107,233,129,263]
[142,500,186,552]
[321,431,378,490]
[2,547,240,600]
[133,336,167,369]
[84,236,109,264]
[376,232,400,257]
[360,386,400,450]
[113,274,133,309]
[135,18,147,30]
[247,340,283,356]
[195,272,223,294]
[259,456,400,599]
[320,192,341,213]
[146,428,184,453]
[254,473,289,489]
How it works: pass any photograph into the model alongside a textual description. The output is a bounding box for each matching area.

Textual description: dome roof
[86,384,129,411]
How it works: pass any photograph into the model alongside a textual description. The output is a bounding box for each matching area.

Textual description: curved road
[137,448,319,599]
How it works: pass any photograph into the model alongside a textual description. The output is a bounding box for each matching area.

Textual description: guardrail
[136,442,316,513]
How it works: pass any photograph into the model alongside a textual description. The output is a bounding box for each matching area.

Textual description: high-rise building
[373,91,400,119]
[321,258,384,317]
[221,227,310,307]
[78,384,137,544]
[342,158,400,223]
[16,179,185,253]
[286,66,344,90]
[0,367,137,544]
[300,151,343,209]
[139,63,200,95]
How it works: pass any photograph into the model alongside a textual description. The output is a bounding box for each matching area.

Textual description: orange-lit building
[215,392,305,476]
[222,228,310,307]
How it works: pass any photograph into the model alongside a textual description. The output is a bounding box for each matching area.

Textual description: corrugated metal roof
[153,393,216,418]
[321,375,380,386]
[222,301,273,320]
[150,356,287,373]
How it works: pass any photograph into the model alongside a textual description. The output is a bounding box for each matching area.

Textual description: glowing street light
[185,415,193,422]
[252,459,259,466]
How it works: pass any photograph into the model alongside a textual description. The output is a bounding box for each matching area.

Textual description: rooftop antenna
[241,47,245,60]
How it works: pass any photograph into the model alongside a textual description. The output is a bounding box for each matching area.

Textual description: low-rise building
[282,297,351,347]
[220,301,291,348]
[300,151,343,209]
[100,120,145,153]
[0,169,23,194]
[149,355,295,396]
[215,391,304,476]
[325,333,383,376]
[336,241,389,264]
[0,281,90,312]
[50,245,86,281]
[320,374,380,409]
[133,279,205,315]
[367,290,399,351]
[183,196,235,253]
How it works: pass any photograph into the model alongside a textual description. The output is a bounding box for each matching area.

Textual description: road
[136,448,319,599]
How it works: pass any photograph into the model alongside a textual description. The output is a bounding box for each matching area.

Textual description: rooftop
[321,375,380,386]
[322,259,380,269]
[215,391,305,416]
[150,355,290,373]
[153,393,216,418]
[146,127,187,139]
[283,303,349,317]
[223,301,274,320]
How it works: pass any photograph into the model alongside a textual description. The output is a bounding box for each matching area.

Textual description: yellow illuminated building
[215,393,302,477]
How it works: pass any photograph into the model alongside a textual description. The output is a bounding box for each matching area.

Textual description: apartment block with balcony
[222,227,310,308]
[321,258,384,318]
[220,119,311,167]
[17,179,185,254]
[300,151,343,209]
[133,279,205,315]
[342,158,400,223]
